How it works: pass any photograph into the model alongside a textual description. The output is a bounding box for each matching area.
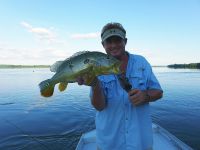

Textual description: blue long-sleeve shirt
[91,53,162,150]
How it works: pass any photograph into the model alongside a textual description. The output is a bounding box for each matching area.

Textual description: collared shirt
[91,53,162,150]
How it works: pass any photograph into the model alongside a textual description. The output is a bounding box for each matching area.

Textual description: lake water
[0,67,199,150]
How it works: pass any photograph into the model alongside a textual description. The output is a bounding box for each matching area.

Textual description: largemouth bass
[39,51,121,97]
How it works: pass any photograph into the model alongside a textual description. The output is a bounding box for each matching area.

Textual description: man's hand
[76,74,98,87]
[128,89,149,106]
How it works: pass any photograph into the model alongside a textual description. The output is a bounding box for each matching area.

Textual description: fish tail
[39,79,55,97]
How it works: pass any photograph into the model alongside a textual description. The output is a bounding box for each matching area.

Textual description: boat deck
[76,123,193,150]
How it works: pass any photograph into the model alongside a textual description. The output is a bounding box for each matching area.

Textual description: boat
[76,123,193,150]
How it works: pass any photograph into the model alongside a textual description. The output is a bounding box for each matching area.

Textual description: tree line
[168,63,200,69]
[0,64,50,68]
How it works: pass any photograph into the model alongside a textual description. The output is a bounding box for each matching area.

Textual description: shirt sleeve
[89,76,107,98]
[145,60,163,91]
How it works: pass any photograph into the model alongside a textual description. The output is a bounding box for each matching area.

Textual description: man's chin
[111,54,121,60]
[109,51,126,60]
[110,51,120,57]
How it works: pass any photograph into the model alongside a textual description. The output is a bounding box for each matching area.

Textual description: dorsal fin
[50,61,64,72]
[71,51,89,57]
[64,51,90,60]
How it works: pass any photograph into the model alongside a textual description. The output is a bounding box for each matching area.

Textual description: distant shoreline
[1,63,200,69]
[0,64,50,69]
[168,63,200,69]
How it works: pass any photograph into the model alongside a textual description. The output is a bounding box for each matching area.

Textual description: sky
[0,0,200,66]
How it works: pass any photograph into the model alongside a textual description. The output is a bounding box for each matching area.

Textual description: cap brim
[102,34,124,42]
[101,28,126,42]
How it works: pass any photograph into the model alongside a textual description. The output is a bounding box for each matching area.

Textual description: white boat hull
[76,123,193,150]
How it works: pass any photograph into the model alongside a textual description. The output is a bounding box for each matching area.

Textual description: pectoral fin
[83,73,96,85]
[58,82,68,91]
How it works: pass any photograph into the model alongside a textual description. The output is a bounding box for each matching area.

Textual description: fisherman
[77,22,163,150]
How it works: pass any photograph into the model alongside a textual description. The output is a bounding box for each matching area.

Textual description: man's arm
[90,79,106,111]
[128,89,163,106]
[77,76,106,111]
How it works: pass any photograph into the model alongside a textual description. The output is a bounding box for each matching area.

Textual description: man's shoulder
[129,53,148,64]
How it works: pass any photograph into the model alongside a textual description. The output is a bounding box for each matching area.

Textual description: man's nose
[110,42,117,48]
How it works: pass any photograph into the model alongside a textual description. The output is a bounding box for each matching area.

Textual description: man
[77,22,163,150]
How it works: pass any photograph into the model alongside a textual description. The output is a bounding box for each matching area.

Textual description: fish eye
[69,64,73,68]
[106,56,110,59]
[84,58,90,64]
[68,60,72,65]
[68,60,73,68]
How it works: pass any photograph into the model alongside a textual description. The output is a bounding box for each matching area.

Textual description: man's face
[102,36,127,59]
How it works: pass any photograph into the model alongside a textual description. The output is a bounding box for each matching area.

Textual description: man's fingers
[133,100,141,106]
[128,89,139,102]
[128,89,145,106]
[129,93,139,101]
[128,89,139,96]
[76,74,96,86]
[76,77,84,85]
[129,95,142,106]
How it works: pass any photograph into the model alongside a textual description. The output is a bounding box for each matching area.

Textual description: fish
[39,51,122,97]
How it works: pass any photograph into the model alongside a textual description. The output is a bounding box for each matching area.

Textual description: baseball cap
[101,28,126,42]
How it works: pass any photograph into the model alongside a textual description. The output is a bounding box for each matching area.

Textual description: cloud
[21,21,57,43]
[70,32,100,39]
[21,21,32,29]
[0,46,71,65]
